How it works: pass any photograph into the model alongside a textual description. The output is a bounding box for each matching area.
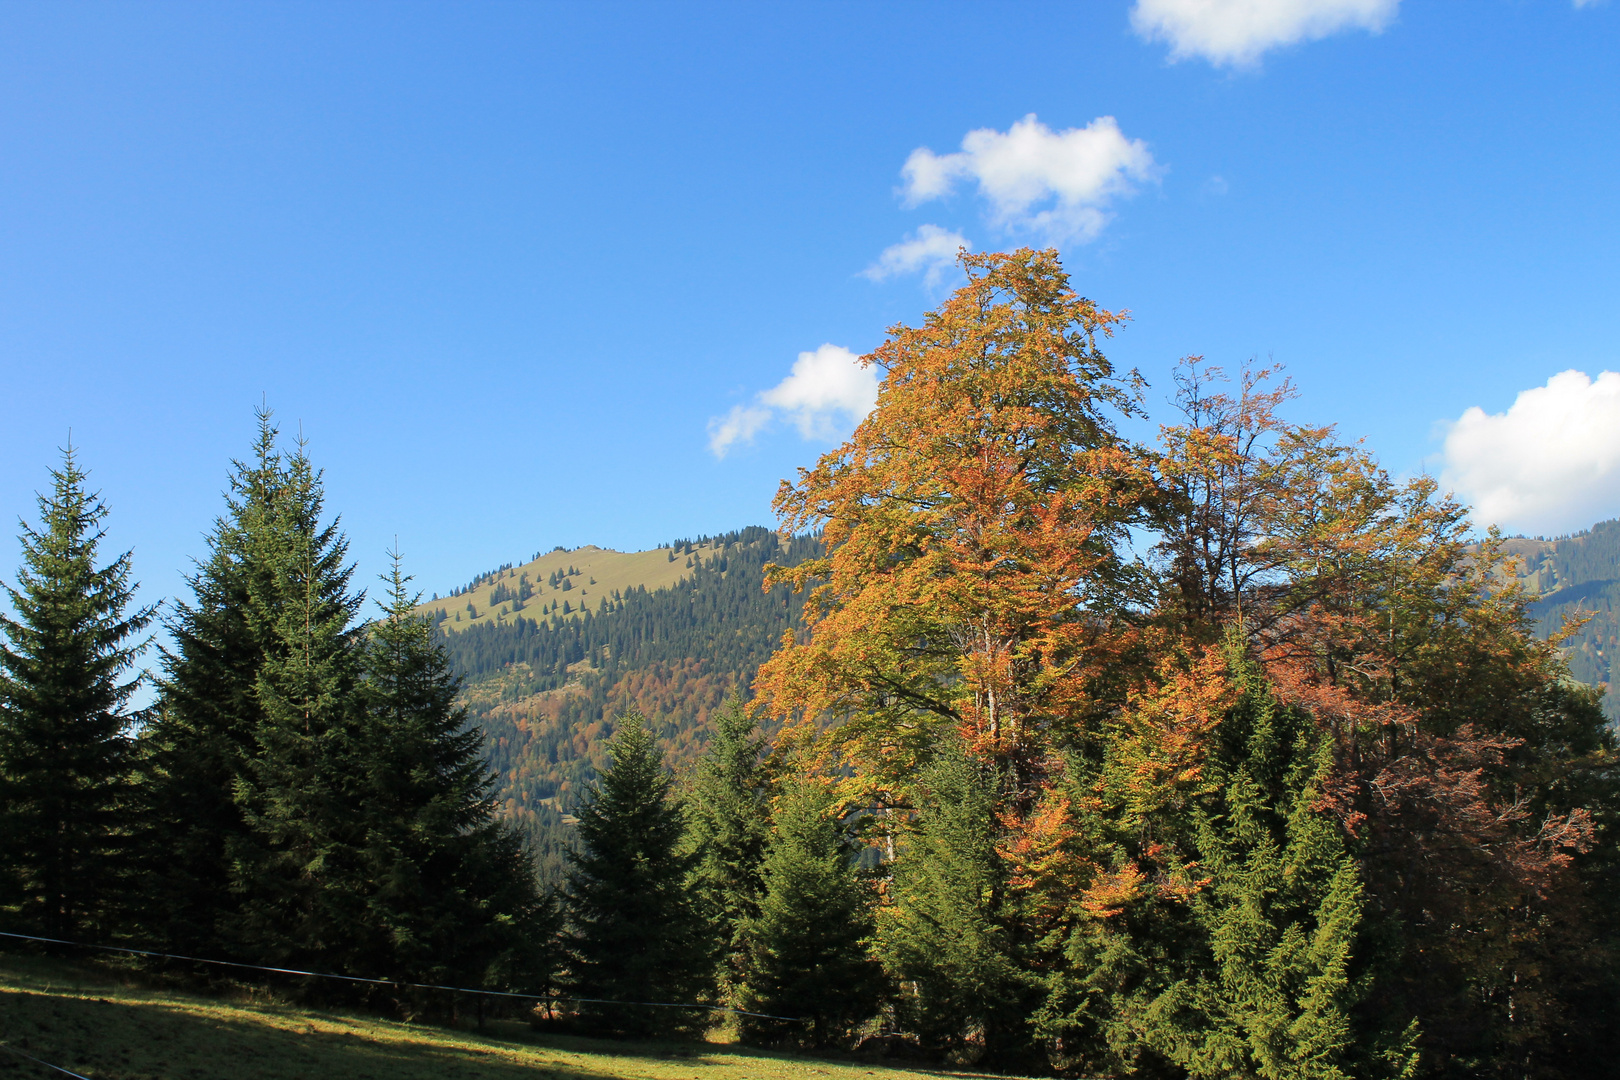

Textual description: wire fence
[0,1040,96,1080]
[0,929,805,1023]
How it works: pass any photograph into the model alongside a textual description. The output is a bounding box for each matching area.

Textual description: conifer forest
[3,250,1617,1078]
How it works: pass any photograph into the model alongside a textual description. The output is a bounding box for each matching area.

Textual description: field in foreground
[0,952,1004,1080]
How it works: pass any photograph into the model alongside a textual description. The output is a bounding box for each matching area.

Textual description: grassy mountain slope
[0,952,997,1080]
[429,527,821,883]
[415,540,728,631]
[1499,518,1620,720]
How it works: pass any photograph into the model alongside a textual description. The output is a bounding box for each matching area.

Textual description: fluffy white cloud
[706,403,772,459]
[1131,0,1400,67]
[708,344,880,458]
[862,225,971,286]
[1440,370,1620,535]
[899,114,1158,242]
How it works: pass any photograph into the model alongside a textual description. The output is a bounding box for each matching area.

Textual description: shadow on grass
[0,954,1026,1080]
[0,985,632,1080]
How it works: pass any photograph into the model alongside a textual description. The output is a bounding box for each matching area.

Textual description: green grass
[0,952,1002,1080]
[418,542,722,634]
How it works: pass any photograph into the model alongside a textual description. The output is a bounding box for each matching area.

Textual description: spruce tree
[354,551,555,997]
[141,411,285,954]
[564,712,712,1037]
[0,446,153,940]
[685,695,770,995]
[881,744,1044,1065]
[227,438,370,973]
[738,774,883,1049]
[1173,659,1418,1080]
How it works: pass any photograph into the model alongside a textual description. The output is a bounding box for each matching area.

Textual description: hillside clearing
[0,953,1006,1080]
[416,542,731,633]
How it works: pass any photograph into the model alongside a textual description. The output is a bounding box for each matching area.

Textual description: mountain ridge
[1497,518,1620,720]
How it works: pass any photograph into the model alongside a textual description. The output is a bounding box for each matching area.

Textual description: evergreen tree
[881,744,1045,1067]
[1172,659,1416,1079]
[1038,645,1418,1079]
[140,411,285,954]
[564,712,712,1037]
[354,551,555,999]
[226,438,370,973]
[738,773,883,1049]
[0,447,153,940]
[685,694,771,994]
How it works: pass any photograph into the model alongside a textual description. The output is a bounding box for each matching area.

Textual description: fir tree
[881,744,1044,1066]
[564,712,712,1037]
[738,773,883,1049]
[0,446,153,939]
[227,438,369,973]
[1172,658,1416,1079]
[685,695,771,995]
[354,550,555,998]
[140,411,285,954]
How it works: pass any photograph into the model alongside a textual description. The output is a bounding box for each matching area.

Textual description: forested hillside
[1502,519,1620,720]
[433,527,821,882]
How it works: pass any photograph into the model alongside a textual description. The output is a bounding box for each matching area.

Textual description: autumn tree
[756,245,1154,818]
[754,248,1166,1063]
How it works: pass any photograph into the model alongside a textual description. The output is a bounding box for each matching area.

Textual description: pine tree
[685,695,771,995]
[564,712,712,1037]
[0,446,153,940]
[738,773,883,1049]
[353,551,555,999]
[227,437,370,973]
[140,411,285,954]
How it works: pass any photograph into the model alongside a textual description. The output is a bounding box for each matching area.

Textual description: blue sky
[2,0,1618,616]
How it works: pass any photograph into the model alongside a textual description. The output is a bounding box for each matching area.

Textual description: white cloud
[706,403,773,459]
[862,225,971,286]
[1131,0,1399,67]
[708,344,880,458]
[899,114,1158,242]
[761,345,880,438]
[1440,370,1620,535]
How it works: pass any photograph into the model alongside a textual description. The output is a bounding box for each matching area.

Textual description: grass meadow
[0,951,1010,1080]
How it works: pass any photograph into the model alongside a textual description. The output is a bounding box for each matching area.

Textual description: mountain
[427,526,821,883]
[414,541,717,632]
[1499,518,1620,722]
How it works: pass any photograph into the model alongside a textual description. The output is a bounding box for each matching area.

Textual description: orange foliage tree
[756,247,1154,811]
